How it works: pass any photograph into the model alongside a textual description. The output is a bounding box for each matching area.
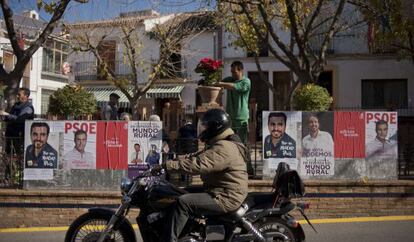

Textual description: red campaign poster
[96,122,129,169]
[334,112,365,158]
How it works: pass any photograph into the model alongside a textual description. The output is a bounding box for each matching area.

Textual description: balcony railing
[74,61,185,81]
[310,35,335,54]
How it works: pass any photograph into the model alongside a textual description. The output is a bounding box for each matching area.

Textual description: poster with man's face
[23,121,60,180]
[365,112,398,161]
[61,122,97,170]
[300,112,334,176]
[262,111,301,170]
[128,121,162,178]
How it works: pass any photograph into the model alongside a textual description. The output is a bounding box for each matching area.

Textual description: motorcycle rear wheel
[64,212,135,242]
[254,217,304,242]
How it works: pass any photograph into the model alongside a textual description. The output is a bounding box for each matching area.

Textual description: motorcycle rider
[156,108,249,242]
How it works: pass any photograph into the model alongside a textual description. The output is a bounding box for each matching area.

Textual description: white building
[67,10,218,124]
[221,8,414,116]
[0,10,70,115]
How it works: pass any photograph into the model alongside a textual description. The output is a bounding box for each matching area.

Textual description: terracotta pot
[198,86,222,105]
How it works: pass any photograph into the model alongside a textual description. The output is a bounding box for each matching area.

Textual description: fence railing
[1,115,414,189]
[0,137,24,189]
[74,61,185,81]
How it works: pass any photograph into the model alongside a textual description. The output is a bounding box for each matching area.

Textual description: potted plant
[195,57,223,105]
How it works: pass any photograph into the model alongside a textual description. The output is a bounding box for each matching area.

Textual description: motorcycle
[65,162,315,242]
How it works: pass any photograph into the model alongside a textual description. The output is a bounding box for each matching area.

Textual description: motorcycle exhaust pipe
[240,217,266,242]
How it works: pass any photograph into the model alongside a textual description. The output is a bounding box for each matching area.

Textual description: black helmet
[199,109,231,142]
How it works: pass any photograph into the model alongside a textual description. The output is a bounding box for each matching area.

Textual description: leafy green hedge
[48,85,96,118]
[292,83,332,111]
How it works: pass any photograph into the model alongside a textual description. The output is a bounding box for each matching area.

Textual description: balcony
[74,61,133,81]
[74,61,185,82]
[309,35,335,54]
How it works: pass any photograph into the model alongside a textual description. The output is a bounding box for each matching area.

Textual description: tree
[48,84,96,119]
[352,0,414,62]
[67,12,215,119]
[0,0,88,108]
[219,0,363,109]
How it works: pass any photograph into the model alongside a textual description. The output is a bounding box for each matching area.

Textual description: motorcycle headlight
[120,177,133,194]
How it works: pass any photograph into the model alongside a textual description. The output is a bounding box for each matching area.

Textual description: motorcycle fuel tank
[147,180,188,209]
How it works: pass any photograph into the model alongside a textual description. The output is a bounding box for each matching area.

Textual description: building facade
[0,10,70,115]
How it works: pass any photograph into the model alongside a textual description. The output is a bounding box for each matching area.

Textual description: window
[361,79,408,109]
[41,89,55,114]
[42,39,68,74]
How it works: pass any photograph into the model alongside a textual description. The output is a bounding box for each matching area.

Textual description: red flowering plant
[194,57,223,86]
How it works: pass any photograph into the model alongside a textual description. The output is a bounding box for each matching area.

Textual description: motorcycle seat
[243,192,275,209]
[209,192,275,222]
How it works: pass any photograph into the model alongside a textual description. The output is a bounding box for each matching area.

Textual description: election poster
[365,112,398,161]
[23,121,61,180]
[300,112,334,176]
[61,122,97,170]
[127,121,162,178]
[96,121,129,169]
[262,111,301,170]
[334,112,365,158]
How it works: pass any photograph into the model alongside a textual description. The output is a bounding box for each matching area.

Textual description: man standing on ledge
[216,61,252,175]
[216,61,251,145]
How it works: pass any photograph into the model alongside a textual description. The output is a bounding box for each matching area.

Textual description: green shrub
[292,83,333,111]
[48,85,96,118]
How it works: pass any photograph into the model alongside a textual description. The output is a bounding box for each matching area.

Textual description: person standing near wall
[0,87,34,154]
[216,61,253,175]
[102,93,120,120]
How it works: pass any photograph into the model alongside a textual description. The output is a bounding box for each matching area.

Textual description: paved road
[0,219,413,242]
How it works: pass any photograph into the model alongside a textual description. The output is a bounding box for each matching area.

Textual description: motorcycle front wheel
[254,217,305,242]
[64,212,136,242]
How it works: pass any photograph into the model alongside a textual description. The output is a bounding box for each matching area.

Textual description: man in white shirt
[302,114,334,158]
[130,143,145,164]
[62,130,95,169]
[366,120,397,161]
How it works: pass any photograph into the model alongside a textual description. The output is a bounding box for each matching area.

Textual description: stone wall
[1,180,413,228]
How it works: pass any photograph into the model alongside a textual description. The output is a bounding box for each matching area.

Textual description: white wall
[330,57,414,108]
[30,47,68,114]
[222,55,414,113]
[182,31,216,83]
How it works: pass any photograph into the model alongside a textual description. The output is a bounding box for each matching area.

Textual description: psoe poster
[61,122,97,170]
[262,111,301,170]
[365,112,398,161]
[23,121,61,180]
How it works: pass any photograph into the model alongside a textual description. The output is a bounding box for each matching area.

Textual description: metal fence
[0,137,24,189]
[1,115,413,189]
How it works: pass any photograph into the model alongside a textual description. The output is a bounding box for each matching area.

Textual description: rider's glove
[151,163,165,175]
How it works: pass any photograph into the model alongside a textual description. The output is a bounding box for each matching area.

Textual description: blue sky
[7,0,215,23]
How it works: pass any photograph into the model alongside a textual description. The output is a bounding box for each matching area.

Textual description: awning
[145,85,185,99]
[86,87,132,108]
[85,85,185,107]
